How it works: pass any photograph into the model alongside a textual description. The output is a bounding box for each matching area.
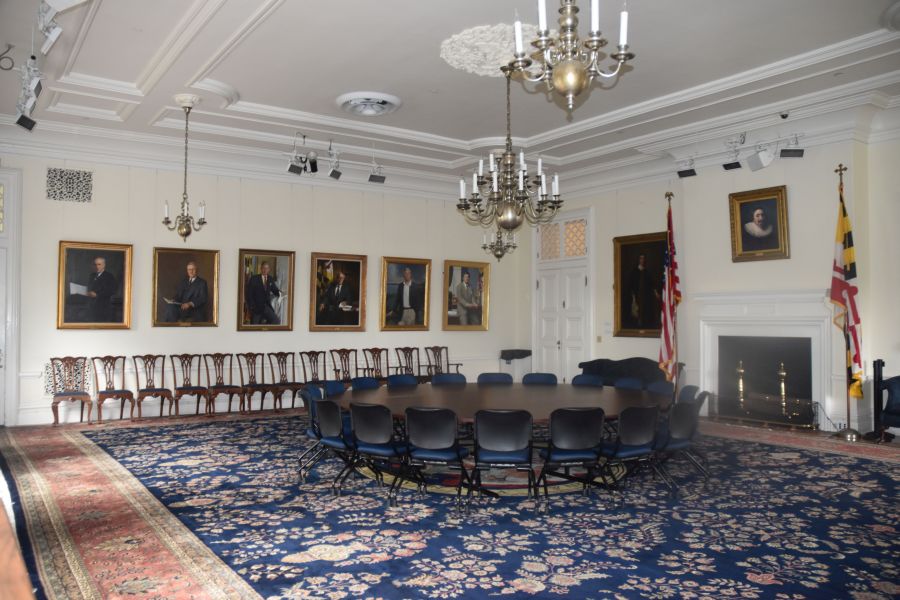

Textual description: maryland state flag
[829,176,863,398]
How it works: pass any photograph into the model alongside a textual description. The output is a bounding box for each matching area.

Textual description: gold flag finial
[664,191,674,202]
[835,163,848,186]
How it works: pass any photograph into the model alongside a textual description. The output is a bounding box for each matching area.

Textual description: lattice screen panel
[540,223,560,260]
[564,219,587,257]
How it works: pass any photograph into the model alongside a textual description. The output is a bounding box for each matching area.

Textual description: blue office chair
[351,376,380,391]
[432,373,467,386]
[386,374,418,388]
[676,384,699,404]
[571,374,604,387]
[477,372,513,385]
[323,380,346,397]
[879,376,900,441]
[614,377,644,390]
[405,407,471,511]
[523,372,558,386]
[654,401,708,492]
[646,380,674,398]
[350,402,408,506]
[537,407,606,512]
[472,409,536,504]
[314,398,355,496]
[600,405,665,500]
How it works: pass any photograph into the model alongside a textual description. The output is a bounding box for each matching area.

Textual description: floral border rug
[2,416,899,599]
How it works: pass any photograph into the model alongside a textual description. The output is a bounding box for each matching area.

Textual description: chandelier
[508,0,634,110]
[457,71,561,261]
[162,94,206,241]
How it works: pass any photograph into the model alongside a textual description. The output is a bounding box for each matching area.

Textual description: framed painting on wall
[237,249,295,331]
[613,232,666,338]
[380,256,431,331]
[152,247,219,327]
[729,185,790,262]
[310,252,366,331]
[57,241,132,329]
[442,259,489,331]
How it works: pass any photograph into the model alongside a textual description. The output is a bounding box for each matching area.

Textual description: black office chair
[880,376,900,440]
[571,374,604,387]
[477,372,513,385]
[472,409,536,505]
[297,386,325,482]
[676,384,699,404]
[350,403,407,507]
[654,401,709,492]
[522,372,558,386]
[600,405,664,500]
[405,407,471,511]
[313,398,355,496]
[536,407,606,512]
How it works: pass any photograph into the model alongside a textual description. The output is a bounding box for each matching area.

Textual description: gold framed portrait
[729,185,790,262]
[152,247,219,327]
[380,256,431,331]
[237,249,295,331]
[613,232,666,338]
[310,252,367,332]
[57,241,132,329]
[442,259,489,331]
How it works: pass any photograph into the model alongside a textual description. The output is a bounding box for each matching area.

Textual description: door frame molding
[530,206,595,377]
[0,168,22,426]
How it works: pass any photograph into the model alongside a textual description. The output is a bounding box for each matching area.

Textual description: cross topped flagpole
[658,191,680,385]
[830,163,864,442]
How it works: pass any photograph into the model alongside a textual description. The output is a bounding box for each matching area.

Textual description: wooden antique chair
[330,348,359,382]
[362,347,391,381]
[236,352,279,412]
[170,353,211,416]
[203,353,243,414]
[299,350,328,384]
[268,351,305,409]
[132,354,174,419]
[91,355,135,422]
[424,346,462,378]
[50,356,93,425]
[395,347,424,382]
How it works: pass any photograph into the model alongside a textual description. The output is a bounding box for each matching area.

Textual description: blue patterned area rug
[82,416,900,599]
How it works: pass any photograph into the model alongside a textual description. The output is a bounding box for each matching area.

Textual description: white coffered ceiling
[1,0,899,181]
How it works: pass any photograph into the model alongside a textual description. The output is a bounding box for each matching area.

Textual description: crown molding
[57,72,143,97]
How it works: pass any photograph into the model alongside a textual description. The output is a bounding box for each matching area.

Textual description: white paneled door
[0,248,5,423]
[535,264,589,383]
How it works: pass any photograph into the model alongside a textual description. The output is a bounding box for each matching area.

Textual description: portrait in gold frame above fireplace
[729,185,790,262]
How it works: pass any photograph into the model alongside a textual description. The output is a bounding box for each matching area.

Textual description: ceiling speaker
[746,148,775,171]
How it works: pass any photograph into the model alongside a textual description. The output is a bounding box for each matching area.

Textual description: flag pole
[832,163,861,443]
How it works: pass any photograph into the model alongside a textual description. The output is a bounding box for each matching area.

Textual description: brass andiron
[778,362,787,416]
[736,360,745,413]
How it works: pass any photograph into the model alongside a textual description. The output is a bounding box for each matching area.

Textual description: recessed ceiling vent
[336,92,402,117]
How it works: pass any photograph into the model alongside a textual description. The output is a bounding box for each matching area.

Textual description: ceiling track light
[368,148,386,183]
[15,55,43,130]
[286,133,319,176]
[326,141,342,179]
[780,134,805,158]
[677,159,697,178]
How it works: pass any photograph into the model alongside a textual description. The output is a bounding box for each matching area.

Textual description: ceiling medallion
[441,23,545,77]
[335,92,402,116]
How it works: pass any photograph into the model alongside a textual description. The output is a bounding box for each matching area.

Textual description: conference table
[336,382,666,422]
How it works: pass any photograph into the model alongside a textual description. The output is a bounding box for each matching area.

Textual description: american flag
[829,170,863,398]
[659,193,681,382]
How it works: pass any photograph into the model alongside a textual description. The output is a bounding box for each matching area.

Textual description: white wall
[3,154,528,425]
[536,137,897,431]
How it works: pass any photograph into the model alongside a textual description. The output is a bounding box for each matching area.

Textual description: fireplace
[714,336,816,427]
[696,290,854,432]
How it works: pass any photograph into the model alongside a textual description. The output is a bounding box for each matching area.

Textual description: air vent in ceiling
[335,92,402,117]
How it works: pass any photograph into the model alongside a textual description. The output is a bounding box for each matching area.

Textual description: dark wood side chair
[330,348,358,382]
[204,353,243,414]
[91,355,135,422]
[237,352,278,412]
[268,351,304,409]
[362,347,391,381]
[300,350,328,384]
[50,356,93,425]
[132,354,174,419]
[395,347,424,382]
[170,353,211,416]
[424,346,462,378]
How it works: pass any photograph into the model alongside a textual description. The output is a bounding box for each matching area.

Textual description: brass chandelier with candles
[508,0,635,111]
[457,70,561,261]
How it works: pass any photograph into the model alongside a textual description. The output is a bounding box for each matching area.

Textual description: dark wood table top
[337,383,665,421]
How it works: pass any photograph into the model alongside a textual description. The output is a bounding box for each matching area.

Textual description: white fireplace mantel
[694,289,849,430]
